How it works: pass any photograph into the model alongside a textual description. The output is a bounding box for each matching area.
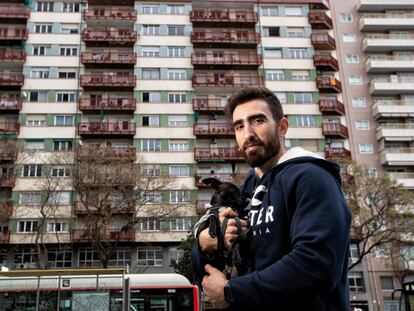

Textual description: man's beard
[240,133,280,168]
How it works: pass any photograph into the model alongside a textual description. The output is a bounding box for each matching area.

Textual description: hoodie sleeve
[228,163,351,306]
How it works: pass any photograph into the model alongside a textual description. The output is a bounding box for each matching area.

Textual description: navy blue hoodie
[192,147,352,311]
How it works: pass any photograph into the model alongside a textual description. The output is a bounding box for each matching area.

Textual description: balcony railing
[308,11,333,29]
[81,51,136,65]
[0,95,22,111]
[79,97,136,111]
[82,28,137,43]
[319,98,345,115]
[190,9,258,24]
[191,30,260,46]
[313,54,339,71]
[367,55,414,62]
[80,74,136,88]
[192,73,263,88]
[72,229,135,242]
[193,98,226,113]
[322,123,349,138]
[382,147,414,155]
[0,73,24,87]
[0,173,16,188]
[194,147,244,161]
[74,201,135,215]
[0,230,10,243]
[192,51,262,67]
[195,173,244,187]
[316,76,342,93]
[77,122,136,136]
[324,147,351,159]
[365,33,414,40]
[378,123,414,130]
[194,123,234,137]
[0,145,18,161]
[76,145,136,161]
[0,26,27,40]
[0,201,13,218]
[311,33,336,50]
[0,6,30,19]
[84,7,137,21]
[0,49,26,62]
[0,122,19,135]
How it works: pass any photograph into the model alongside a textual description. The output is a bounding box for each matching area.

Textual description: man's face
[232,99,281,168]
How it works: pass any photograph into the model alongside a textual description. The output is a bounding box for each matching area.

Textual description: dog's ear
[202,177,222,189]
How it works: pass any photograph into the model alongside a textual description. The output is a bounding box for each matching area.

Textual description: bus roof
[0,268,127,277]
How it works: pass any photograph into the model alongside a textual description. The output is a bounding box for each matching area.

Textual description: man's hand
[198,228,218,255]
[219,208,249,247]
[202,264,230,309]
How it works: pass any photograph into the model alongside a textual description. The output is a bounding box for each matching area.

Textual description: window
[141,218,161,231]
[27,115,46,127]
[60,24,79,34]
[109,248,131,267]
[340,13,353,22]
[141,165,161,177]
[63,2,81,12]
[35,24,52,33]
[260,6,278,16]
[349,75,363,85]
[359,143,374,154]
[267,70,284,81]
[168,25,184,36]
[25,141,44,151]
[364,168,377,177]
[60,47,78,56]
[355,120,370,130]
[142,69,160,80]
[141,191,162,204]
[343,33,356,42]
[380,277,394,290]
[14,247,38,268]
[349,243,359,264]
[29,91,47,102]
[33,45,50,56]
[167,5,184,14]
[47,222,69,233]
[48,247,72,268]
[346,54,359,64]
[17,220,39,233]
[142,6,159,14]
[168,47,185,57]
[169,191,190,203]
[169,165,189,177]
[170,247,185,262]
[30,69,49,79]
[263,27,280,37]
[142,25,160,36]
[168,93,187,103]
[348,272,365,293]
[289,49,308,59]
[36,2,54,12]
[168,69,186,80]
[137,247,163,267]
[169,140,188,151]
[142,46,160,57]
[22,164,43,177]
[56,92,75,102]
[352,97,366,107]
[55,115,74,126]
[264,48,282,58]
[142,115,160,127]
[168,115,187,126]
[51,166,71,177]
[292,70,310,81]
[78,247,100,267]
[58,71,76,79]
[296,115,316,127]
[294,93,313,104]
[141,139,161,152]
[53,140,73,151]
[20,192,42,205]
[285,6,303,16]
[287,27,305,38]
[48,192,71,205]
[374,245,390,258]
[275,92,287,104]
[170,218,192,231]
[142,92,161,103]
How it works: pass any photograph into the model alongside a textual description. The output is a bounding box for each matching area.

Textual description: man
[191,86,352,310]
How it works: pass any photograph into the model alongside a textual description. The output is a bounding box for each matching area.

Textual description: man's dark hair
[225,86,284,122]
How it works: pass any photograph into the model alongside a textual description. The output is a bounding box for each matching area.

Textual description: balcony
[192,73,263,88]
[313,53,339,71]
[372,100,414,119]
[0,173,16,188]
[316,76,342,93]
[319,98,345,115]
[366,55,414,73]
[0,95,22,111]
[311,33,336,50]
[0,6,30,20]
[80,74,136,90]
[0,230,10,243]
[358,0,414,12]
[82,28,137,46]
[74,201,135,215]
[195,173,244,188]
[322,123,349,138]
[191,30,260,48]
[72,229,135,242]
[77,122,136,136]
[79,97,136,112]
[76,145,136,161]
[363,34,414,52]
[194,147,244,162]
[0,73,24,88]
[193,98,226,114]
[190,9,258,27]
[376,123,414,141]
[369,77,414,95]
[381,148,414,166]
[81,51,136,67]
[0,49,25,63]
[0,144,17,161]
[359,13,414,31]
[0,201,13,219]
[83,7,137,21]
[387,172,414,189]
[192,51,262,69]
[194,123,234,137]
[0,26,27,40]
[308,11,333,29]
[324,147,351,160]
[0,122,19,135]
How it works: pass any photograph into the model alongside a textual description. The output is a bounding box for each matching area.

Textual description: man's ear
[279,117,289,137]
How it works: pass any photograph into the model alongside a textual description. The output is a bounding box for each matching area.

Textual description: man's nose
[243,123,255,140]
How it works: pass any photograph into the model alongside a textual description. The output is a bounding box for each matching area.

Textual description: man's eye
[252,118,264,125]
[234,124,243,131]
